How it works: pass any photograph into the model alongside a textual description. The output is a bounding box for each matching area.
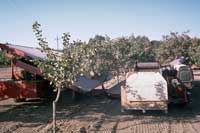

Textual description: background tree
[87,34,157,79]
[111,37,132,78]
[155,32,192,64]
[189,37,200,66]
[129,35,155,62]
[88,35,109,45]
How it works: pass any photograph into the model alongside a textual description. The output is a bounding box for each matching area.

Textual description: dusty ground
[1,68,200,133]
[1,82,200,133]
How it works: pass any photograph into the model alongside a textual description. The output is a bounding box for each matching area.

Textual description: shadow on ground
[0,81,200,127]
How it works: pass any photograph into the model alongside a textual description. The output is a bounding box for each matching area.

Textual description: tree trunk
[53,88,61,133]
[117,70,120,83]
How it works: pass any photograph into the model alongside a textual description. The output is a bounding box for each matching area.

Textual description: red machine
[0,43,53,99]
[0,43,103,100]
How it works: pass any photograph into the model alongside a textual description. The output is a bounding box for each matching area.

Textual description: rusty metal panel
[15,60,43,76]
[0,80,49,98]
[0,80,37,98]
[126,72,168,102]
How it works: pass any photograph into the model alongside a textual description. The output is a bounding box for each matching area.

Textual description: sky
[0,0,200,48]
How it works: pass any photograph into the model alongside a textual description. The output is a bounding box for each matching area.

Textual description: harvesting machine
[0,43,103,101]
[121,61,193,113]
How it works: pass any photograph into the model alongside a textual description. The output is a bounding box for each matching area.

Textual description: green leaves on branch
[33,22,82,90]
[155,32,200,65]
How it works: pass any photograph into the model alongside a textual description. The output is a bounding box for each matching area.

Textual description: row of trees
[88,32,200,66]
[32,22,200,132]
[156,32,200,65]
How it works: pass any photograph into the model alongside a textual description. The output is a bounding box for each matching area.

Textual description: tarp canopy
[0,43,46,60]
[126,72,168,102]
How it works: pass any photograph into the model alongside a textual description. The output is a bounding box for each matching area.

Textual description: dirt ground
[1,81,200,133]
[1,67,200,133]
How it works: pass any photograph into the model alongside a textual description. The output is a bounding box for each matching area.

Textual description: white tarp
[8,44,46,60]
[126,72,168,102]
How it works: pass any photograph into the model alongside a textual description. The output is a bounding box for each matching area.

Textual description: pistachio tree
[189,38,200,66]
[32,22,97,132]
[155,32,192,64]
